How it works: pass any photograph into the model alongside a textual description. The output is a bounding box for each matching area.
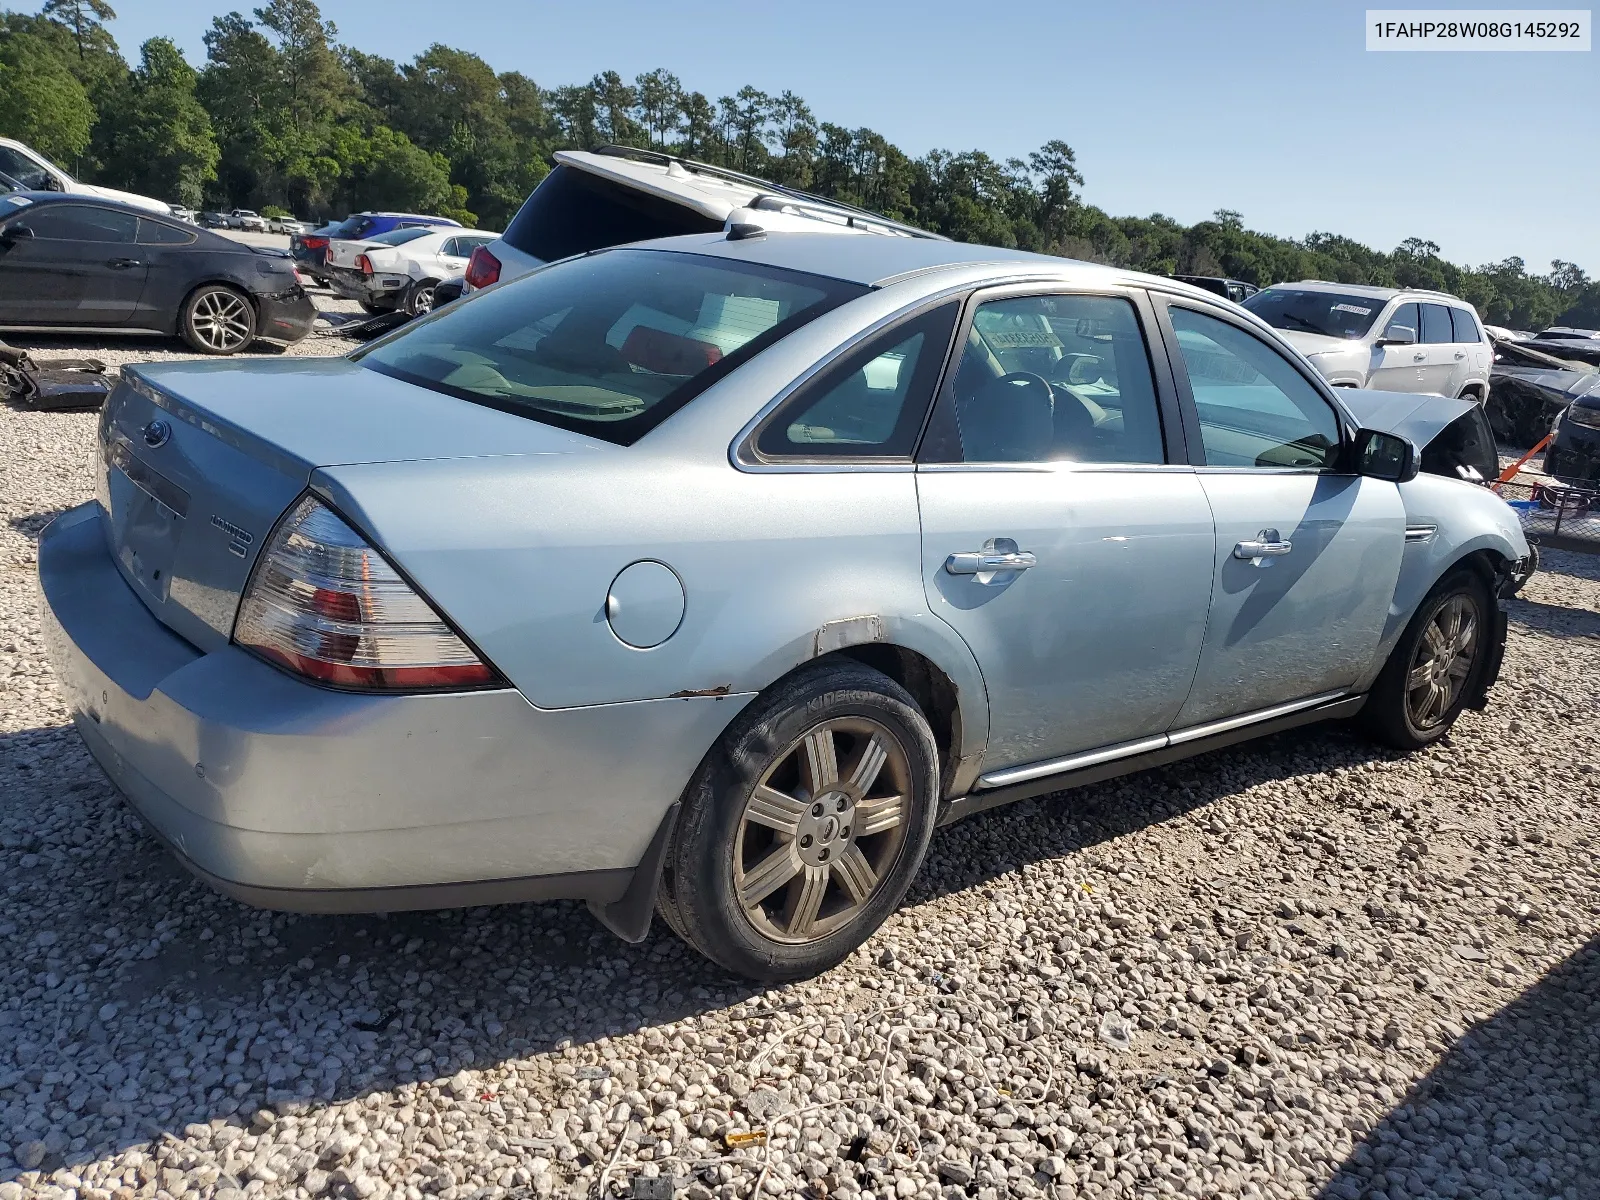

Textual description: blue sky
[97,0,1599,274]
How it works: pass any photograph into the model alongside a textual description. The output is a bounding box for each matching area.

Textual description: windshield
[1242,289,1386,339]
[366,227,432,246]
[503,164,725,264]
[357,249,867,445]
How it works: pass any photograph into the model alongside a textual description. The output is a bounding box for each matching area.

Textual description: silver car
[40,233,1531,981]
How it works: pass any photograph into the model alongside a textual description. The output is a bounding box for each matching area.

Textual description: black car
[1546,392,1600,484]
[1171,275,1259,303]
[1487,335,1600,450]
[0,193,314,354]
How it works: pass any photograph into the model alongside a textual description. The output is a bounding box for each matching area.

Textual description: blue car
[40,232,1532,981]
[291,211,461,283]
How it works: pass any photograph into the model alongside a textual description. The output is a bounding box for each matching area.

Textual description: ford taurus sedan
[39,232,1531,980]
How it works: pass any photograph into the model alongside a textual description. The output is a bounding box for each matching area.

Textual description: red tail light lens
[304,236,328,250]
[234,496,499,691]
[464,244,501,289]
[355,253,373,275]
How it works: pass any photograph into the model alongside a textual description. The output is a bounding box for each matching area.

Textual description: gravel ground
[0,328,1597,1200]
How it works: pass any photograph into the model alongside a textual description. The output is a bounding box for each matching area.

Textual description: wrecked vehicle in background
[1487,335,1600,448]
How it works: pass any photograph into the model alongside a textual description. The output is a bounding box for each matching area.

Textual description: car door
[1156,299,1405,727]
[1418,302,1459,395]
[1369,302,1425,391]
[0,202,146,324]
[915,287,1216,774]
[434,236,471,279]
[1449,305,1489,394]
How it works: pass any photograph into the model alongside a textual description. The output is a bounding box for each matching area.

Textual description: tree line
[3,0,1596,330]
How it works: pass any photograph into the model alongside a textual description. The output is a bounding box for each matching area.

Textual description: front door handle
[945,537,1036,582]
[107,258,141,270]
[1233,529,1292,565]
[1412,351,1426,362]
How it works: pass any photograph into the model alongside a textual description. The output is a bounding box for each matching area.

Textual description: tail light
[464,245,501,289]
[355,253,373,276]
[234,496,499,691]
[303,236,328,250]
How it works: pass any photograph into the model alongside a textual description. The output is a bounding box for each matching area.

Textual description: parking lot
[1,316,1597,1200]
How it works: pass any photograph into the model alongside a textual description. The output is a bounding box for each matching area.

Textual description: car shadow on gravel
[1508,596,1600,641]
[1315,935,1600,1200]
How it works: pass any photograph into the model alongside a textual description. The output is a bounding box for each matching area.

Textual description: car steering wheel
[992,371,1056,403]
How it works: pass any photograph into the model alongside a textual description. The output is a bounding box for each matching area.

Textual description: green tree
[0,31,94,161]
[98,37,220,207]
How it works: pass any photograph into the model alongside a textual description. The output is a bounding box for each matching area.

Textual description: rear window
[320,218,359,238]
[502,164,725,263]
[356,248,867,445]
[367,227,432,246]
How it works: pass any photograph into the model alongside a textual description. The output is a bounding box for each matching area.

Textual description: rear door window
[1420,303,1454,344]
[357,248,867,446]
[21,203,137,242]
[502,164,725,263]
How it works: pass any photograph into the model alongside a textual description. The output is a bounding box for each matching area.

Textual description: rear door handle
[107,258,141,270]
[1412,351,1426,361]
[945,537,1036,582]
[1454,351,1467,360]
[1233,529,1292,565]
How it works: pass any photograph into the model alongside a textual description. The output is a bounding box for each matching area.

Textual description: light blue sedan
[39,232,1531,980]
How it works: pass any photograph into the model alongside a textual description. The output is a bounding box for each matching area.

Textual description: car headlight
[1565,405,1600,431]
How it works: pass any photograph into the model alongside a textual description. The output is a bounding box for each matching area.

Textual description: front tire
[1361,568,1492,750]
[180,285,256,355]
[658,661,939,981]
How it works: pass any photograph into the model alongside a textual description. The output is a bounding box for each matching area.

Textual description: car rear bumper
[328,268,408,308]
[39,502,746,915]
[253,286,317,344]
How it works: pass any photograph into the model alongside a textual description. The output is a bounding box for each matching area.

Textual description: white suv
[1242,282,1492,402]
[0,137,172,215]
[463,145,941,293]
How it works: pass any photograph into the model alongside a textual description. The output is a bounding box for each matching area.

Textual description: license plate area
[106,438,190,604]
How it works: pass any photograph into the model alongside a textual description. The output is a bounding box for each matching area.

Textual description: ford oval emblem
[142,419,171,448]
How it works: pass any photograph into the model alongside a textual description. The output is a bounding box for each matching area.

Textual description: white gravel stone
[0,315,1597,1199]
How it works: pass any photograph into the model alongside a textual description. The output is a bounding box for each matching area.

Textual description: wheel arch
[178,276,260,327]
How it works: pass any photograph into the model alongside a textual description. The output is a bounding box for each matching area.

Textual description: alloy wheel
[1405,594,1478,729]
[733,716,912,945]
[190,289,252,352]
[411,284,435,315]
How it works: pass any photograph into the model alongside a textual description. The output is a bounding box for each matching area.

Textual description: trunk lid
[98,357,610,651]
[327,238,386,270]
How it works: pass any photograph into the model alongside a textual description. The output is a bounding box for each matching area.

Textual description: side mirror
[1354,428,1418,482]
[0,223,35,243]
[1376,325,1416,347]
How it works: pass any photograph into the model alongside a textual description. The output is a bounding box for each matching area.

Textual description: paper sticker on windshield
[1331,303,1372,315]
[987,329,1062,350]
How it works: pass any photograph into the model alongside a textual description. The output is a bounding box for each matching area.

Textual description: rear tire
[658,661,939,981]
[180,285,256,355]
[406,279,438,316]
[1361,568,1493,750]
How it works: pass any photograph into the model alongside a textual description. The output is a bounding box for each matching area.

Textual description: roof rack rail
[590,144,948,241]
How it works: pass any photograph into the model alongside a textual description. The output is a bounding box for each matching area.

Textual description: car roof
[4,190,156,215]
[630,230,1158,290]
[1269,280,1472,305]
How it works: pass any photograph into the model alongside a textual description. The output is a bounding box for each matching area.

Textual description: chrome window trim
[730,271,1126,473]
